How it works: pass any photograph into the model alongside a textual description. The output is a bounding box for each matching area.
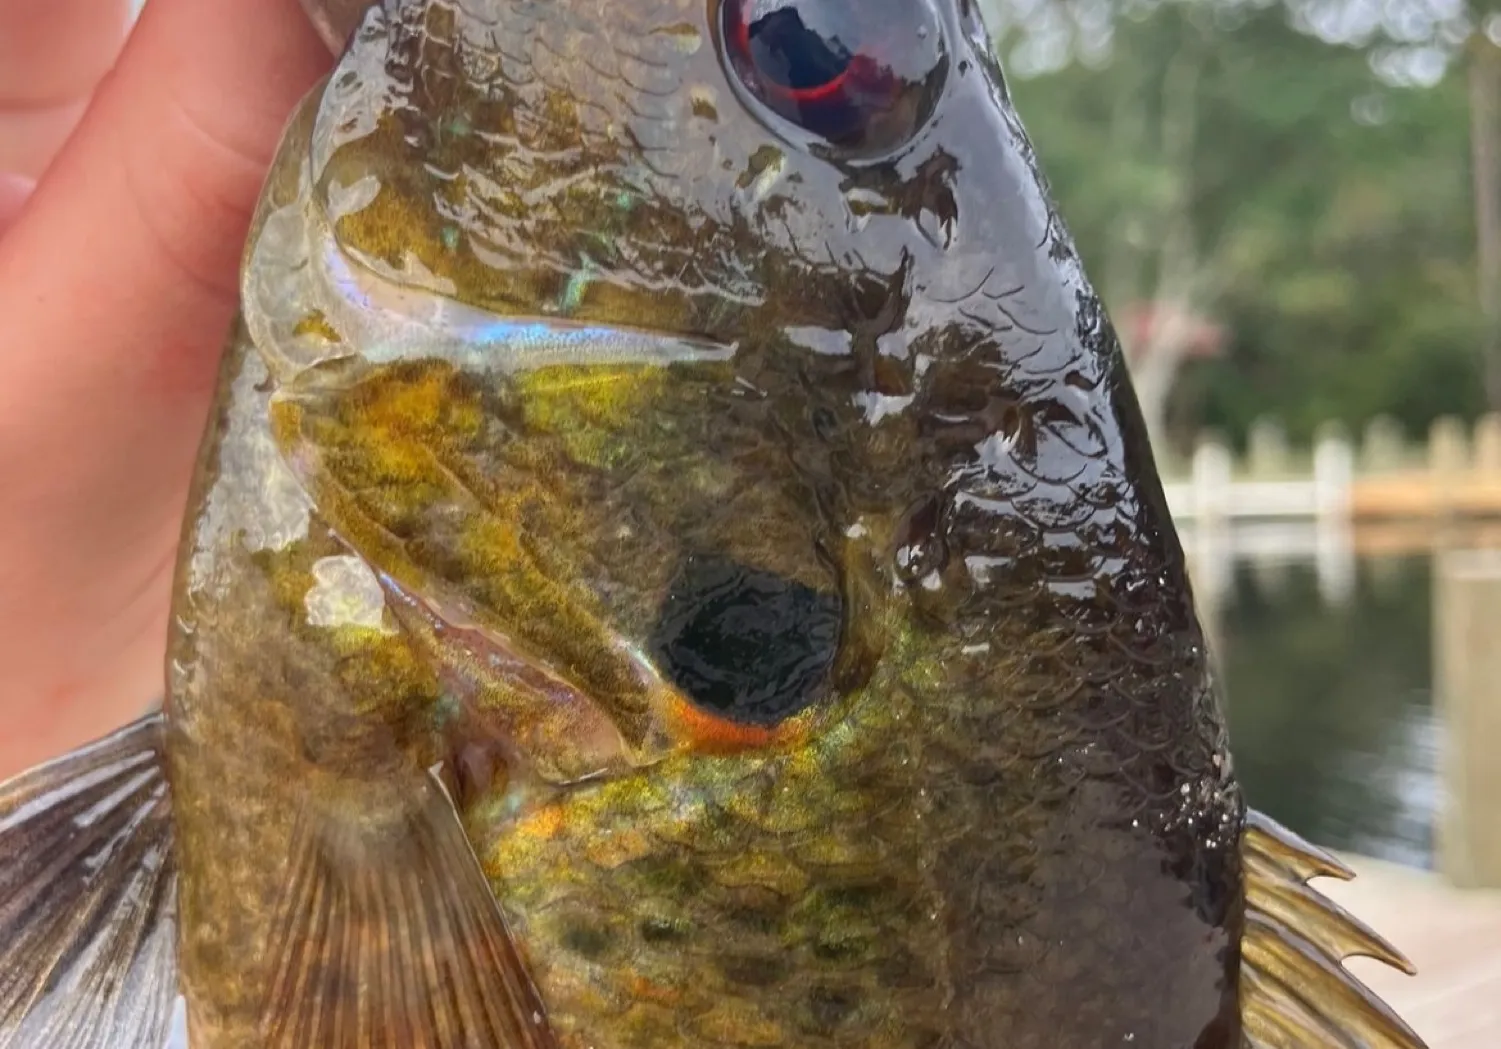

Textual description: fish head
[253,0,1243,1044]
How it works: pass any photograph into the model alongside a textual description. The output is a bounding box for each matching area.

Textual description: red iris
[721,0,945,152]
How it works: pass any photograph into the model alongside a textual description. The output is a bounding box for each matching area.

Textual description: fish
[0,1,1430,1047]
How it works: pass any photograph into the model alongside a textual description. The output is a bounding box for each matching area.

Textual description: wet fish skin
[0,1,1426,1048]
[165,1,1242,1044]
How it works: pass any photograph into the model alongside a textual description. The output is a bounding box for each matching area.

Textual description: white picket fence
[1164,435,1353,525]
[1165,414,1501,612]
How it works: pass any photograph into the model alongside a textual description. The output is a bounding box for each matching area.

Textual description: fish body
[0,2,1426,1048]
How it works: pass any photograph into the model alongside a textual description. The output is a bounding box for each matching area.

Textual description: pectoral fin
[261,768,555,1049]
[1239,809,1427,1049]
[0,714,178,1049]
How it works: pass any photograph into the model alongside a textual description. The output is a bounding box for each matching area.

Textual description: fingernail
[0,173,38,234]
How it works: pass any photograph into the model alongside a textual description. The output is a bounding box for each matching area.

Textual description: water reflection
[1217,554,1439,869]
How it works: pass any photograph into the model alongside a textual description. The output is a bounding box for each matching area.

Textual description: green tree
[994,0,1490,452]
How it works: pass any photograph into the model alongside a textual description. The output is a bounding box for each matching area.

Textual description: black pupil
[649,555,842,727]
[745,4,854,91]
[724,0,945,151]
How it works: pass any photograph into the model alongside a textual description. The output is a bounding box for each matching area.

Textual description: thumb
[0,0,330,775]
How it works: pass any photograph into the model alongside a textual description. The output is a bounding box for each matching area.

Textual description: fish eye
[720,0,947,154]
[649,555,843,728]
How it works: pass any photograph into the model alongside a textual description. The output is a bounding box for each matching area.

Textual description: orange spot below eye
[663,693,806,754]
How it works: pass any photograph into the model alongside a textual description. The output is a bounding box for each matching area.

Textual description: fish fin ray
[0,714,178,1049]
[1240,808,1427,1049]
[261,768,554,1049]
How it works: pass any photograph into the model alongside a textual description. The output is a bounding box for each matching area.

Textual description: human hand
[0,0,330,780]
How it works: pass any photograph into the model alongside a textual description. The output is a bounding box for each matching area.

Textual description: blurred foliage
[993,0,1496,451]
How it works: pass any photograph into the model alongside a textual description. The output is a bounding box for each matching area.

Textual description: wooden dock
[1161,413,1501,525]
[1324,854,1501,1049]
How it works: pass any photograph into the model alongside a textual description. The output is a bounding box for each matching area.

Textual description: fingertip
[109,0,334,297]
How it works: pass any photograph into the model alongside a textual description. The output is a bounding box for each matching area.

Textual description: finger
[0,0,133,176]
[0,0,330,775]
[0,172,32,235]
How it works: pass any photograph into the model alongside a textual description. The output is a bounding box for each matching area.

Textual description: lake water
[1214,553,1440,869]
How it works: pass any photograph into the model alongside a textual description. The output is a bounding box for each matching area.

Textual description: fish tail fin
[1239,808,1428,1049]
[0,713,179,1049]
[260,768,555,1049]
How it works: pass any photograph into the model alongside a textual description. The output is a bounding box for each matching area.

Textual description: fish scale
[0,1,1430,1047]
[487,692,949,1046]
